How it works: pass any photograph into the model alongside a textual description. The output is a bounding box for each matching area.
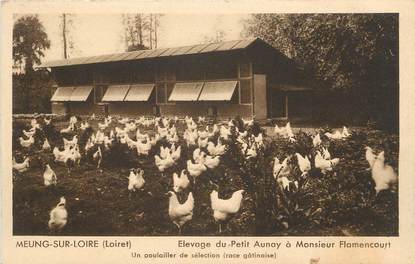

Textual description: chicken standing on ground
[210,190,244,234]
[168,191,194,235]
[173,170,190,193]
[48,197,68,233]
[273,157,290,179]
[295,153,311,177]
[365,146,377,169]
[13,157,30,173]
[371,151,398,194]
[128,168,145,191]
[43,164,57,186]
[93,146,102,169]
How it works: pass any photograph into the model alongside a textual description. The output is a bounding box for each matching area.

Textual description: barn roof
[40,38,267,68]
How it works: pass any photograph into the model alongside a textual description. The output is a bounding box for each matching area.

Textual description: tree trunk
[62,14,68,59]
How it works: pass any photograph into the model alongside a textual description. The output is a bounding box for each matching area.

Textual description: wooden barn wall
[51,51,258,118]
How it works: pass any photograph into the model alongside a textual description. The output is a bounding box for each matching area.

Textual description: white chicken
[273,156,290,179]
[19,136,34,148]
[48,197,68,233]
[23,128,36,138]
[42,138,51,150]
[210,190,244,233]
[295,153,311,176]
[168,191,194,235]
[365,146,377,169]
[325,130,343,140]
[277,176,298,191]
[197,137,209,148]
[13,157,30,173]
[204,155,220,169]
[173,170,190,193]
[80,121,90,130]
[207,140,226,156]
[93,146,102,168]
[371,151,398,194]
[170,145,181,162]
[315,152,340,174]
[312,133,322,147]
[342,126,351,138]
[63,135,78,148]
[186,159,207,179]
[155,154,175,172]
[127,168,145,191]
[43,164,57,186]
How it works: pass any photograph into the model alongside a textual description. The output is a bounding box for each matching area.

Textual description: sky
[31,14,250,62]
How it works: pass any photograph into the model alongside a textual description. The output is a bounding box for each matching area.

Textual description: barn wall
[67,102,105,116]
[160,103,252,119]
[253,74,267,119]
[108,102,155,116]
[51,102,67,115]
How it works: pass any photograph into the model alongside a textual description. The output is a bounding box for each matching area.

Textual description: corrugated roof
[40,38,258,68]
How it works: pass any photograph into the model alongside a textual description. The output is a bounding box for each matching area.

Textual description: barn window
[70,86,93,101]
[124,84,155,101]
[51,87,74,101]
[169,82,203,101]
[102,84,130,101]
[239,79,252,104]
[198,81,238,101]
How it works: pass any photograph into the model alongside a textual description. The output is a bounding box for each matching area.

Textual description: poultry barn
[39,38,312,120]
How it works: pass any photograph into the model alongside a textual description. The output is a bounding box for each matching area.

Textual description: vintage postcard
[1,0,415,263]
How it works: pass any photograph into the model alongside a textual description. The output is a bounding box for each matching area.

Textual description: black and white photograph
[10,12,400,238]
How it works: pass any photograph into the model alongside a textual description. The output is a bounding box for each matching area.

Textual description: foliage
[242,14,398,131]
[13,15,50,73]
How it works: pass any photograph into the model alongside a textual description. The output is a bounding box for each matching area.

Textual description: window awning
[51,87,75,102]
[70,86,93,101]
[124,84,155,101]
[102,84,130,101]
[168,82,204,101]
[198,80,238,101]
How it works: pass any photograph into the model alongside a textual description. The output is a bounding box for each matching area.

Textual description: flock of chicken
[12,115,398,235]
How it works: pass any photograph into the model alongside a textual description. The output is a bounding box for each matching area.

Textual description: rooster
[210,190,244,233]
[168,191,194,235]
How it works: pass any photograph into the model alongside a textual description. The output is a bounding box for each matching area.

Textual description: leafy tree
[242,14,398,131]
[13,15,52,113]
[13,15,51,73]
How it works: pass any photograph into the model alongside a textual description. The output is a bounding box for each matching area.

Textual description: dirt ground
[12,116,399,236]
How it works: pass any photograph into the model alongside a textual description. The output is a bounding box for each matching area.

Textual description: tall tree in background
[122,14,162,51]
[13,15,52,113]
[242,14,398,131]
[60,14,76,59]
[13,15,51,73]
